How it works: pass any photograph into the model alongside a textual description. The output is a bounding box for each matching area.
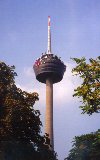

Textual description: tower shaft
[45,78,54,149]
[33,16,66,151]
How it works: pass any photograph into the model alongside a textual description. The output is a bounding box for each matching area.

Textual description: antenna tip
[48,16,50,26]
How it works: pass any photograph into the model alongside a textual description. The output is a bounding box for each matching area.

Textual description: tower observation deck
[33,16,66,149]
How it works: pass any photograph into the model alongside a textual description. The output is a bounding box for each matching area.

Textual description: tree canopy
[0,62,57,160]
[65,130,100,160]
[72,56,100,115]
[64,57,100,160]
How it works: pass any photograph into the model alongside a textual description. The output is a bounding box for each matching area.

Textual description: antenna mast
[47,16,51,54]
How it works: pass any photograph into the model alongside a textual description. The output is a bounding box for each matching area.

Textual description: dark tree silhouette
[0,62,57,160]
[65,130,100,160]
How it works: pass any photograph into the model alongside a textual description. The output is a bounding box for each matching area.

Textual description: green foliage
[65,130,100,160]
[64,57,100,160]
[72,57,100,115]
[0,62,58,160]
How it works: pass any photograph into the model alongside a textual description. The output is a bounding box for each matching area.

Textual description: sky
[0,0,100,159]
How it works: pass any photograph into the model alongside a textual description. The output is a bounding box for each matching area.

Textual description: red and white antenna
[47,16,51,54]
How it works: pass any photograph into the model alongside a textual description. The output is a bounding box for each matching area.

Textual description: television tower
[33,16,66,149]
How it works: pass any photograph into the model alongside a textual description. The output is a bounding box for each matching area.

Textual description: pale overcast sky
[0,0,100,160]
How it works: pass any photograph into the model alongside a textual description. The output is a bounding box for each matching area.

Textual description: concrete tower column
[45,78,54,149]
[33,16,66,152]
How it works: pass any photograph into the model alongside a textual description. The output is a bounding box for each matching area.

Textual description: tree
[72,56,100,115]
[0,62,57,160]
[64,57,100,160]
[65,130,100,160]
